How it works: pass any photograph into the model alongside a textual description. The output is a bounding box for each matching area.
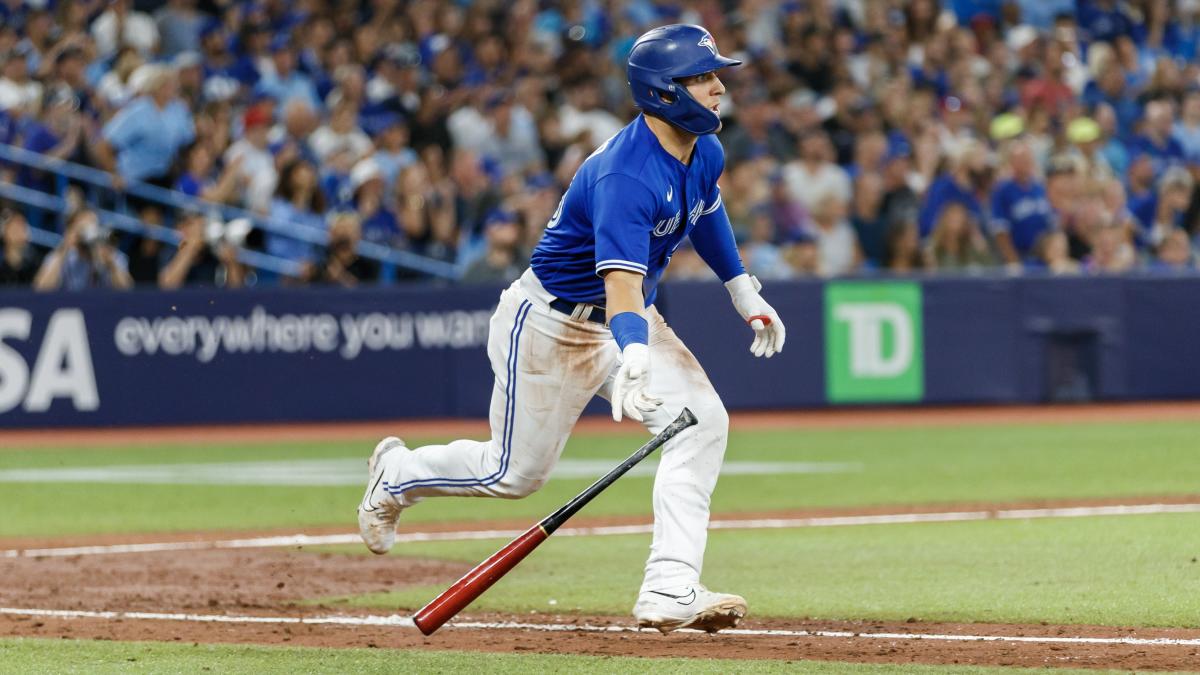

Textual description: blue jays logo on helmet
[626,24,742,136]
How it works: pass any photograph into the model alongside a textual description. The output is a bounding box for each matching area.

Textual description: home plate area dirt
[3,514,1199,670]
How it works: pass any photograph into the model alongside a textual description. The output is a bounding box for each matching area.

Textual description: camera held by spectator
[159,212,247,289]
[307,212,379,287]
[32,209,133,291]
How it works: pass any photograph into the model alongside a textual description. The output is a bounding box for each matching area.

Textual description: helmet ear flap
[655,79,684,104]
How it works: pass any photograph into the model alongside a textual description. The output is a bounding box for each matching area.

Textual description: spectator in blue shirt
[267,159,327,268]
[198,19,253,101]
[31,209,133,291]
[1133,100,1186,180]
[1093,102,1130,176]
[349,157,401,248]
[95,66,194,186]
[1132,165,1194,248]
[917,140,988,240]
[1150,227,1196,271]
[254,36,321,114]
[1173,89,1200,163]
[19,88,83,193]
[1015,0,1075,30]
[1077,0,1136,44]
[1126,150,1157,221]
[368,112,417,202]
[174,141,242,204]
[267,98,320,167]
[991,139,1054,263]
[1082,46,1141,141]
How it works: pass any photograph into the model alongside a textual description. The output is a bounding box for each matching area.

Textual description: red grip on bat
[413,524,548,636]
[747,314,772,327]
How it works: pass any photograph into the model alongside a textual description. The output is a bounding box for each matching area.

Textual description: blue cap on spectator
[269,34,293,54]
[525,172,556,190]
[485,209,517,227]
[364,111,406,136]
[249,89,276,105]
[199,18,223,39]
[244,2,268,18]
[783,228,816,245]
[884,138,912,164]
[484,90,511,110]
[480,155,505,183]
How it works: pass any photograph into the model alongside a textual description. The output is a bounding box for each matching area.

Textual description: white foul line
[4,503,1200,559]
[1,607,1198,648]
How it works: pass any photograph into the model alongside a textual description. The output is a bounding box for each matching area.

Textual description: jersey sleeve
[989,184,1012,234]
[689,188,745,282]
[592,173,656,277]
[689,139,744,281]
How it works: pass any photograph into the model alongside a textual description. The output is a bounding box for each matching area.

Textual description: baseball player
[358,24,785,633]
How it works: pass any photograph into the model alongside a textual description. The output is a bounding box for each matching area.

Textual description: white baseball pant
[375,267,729,593]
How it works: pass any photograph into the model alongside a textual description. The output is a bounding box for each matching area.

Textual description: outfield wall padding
[1,275,1197,427]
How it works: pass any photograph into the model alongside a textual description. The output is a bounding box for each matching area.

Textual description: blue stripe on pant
[385,299,532,495]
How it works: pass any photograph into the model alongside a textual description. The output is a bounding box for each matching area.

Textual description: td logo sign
[825,283,924,403]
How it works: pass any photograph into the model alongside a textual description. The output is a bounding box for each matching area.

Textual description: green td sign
[825,282,924,403]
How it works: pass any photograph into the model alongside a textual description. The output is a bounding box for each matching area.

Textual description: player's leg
[596,307,742,631]
[359,277,616,552]
[391,291,614,502]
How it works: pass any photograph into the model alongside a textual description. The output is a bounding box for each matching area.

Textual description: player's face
[679,71,727,118]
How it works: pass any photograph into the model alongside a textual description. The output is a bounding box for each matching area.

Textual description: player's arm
[690,193,787,357]
[603,269,662,423]
[603,270,644,320]
[593,175,662,423]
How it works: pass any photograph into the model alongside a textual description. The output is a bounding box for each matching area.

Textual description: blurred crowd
[2,0,1200,291]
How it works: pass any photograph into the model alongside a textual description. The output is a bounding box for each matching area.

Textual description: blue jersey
[989,178,1054,255]
[531,114,742,305]
[917,174,984,239]
[1133,134,1186,180]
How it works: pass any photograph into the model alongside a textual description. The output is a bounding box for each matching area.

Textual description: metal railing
[0,143,461,280]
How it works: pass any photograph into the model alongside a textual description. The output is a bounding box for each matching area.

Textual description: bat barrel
[412,523,548,635]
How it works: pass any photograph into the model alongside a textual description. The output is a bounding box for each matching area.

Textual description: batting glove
[611,343,664,422]
[725,273,786,358]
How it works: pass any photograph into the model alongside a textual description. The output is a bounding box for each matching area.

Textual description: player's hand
[725,273,786,358]
[611,343,663,423]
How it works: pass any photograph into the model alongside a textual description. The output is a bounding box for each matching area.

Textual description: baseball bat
[412,407,699,636]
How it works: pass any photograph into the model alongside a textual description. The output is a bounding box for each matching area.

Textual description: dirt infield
[4,611,1199,671]
[3,400,1199,449]
[4,495,1200,670]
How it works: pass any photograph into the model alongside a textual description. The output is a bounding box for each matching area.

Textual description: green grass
[0,638,1148,675]
[4,420,1199,670]
[326,513,1200,628]
[1,421,1199,537]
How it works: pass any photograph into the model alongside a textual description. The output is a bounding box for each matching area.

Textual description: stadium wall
[1,277,1198,428]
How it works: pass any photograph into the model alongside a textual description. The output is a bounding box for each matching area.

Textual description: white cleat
[357,436,408,555]
[633,584,747,634]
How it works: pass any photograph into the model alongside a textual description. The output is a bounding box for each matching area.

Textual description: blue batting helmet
[627,24,741,136]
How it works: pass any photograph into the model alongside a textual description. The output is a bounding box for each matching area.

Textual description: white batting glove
[725,273,787,358]
[611,343,664,422]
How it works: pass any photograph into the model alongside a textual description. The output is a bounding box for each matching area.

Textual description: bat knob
[678,407,698,427]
